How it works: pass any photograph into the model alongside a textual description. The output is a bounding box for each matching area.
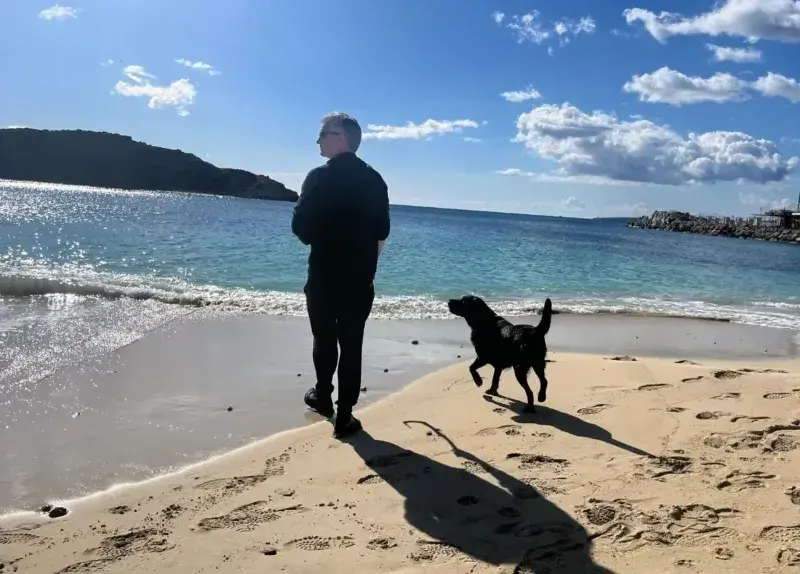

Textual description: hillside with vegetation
[0,128,298,202]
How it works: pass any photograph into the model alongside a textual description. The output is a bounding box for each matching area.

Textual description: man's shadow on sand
[345,422,617,573]
[483,394,656,459]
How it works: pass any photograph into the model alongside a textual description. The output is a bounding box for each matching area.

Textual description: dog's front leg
[485,367,502,396]
[468,358,487,387]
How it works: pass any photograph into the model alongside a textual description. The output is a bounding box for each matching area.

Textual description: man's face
[317,125,345,158]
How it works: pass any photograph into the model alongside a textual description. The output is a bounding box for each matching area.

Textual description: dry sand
[2,352,800,573]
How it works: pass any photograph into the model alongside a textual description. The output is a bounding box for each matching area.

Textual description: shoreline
[2,351,799,572]
[4,350,799,522]
[1,312,798,518]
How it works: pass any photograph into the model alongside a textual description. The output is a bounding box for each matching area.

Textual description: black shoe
[332,411,362,439]
[304,388,334,418]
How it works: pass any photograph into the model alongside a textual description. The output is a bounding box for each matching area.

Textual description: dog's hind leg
[468,358,487,387]
[532,359,548,403]
[485,367,502,396]
[513,365,535,413]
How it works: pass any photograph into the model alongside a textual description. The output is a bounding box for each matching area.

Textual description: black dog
[447,295,553,413]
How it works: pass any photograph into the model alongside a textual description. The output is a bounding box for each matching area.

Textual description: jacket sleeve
[373,173,390,242]
[291,168,324,245]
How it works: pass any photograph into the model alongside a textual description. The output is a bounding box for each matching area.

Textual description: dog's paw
[484,388,499,397]
[537,391,547,403]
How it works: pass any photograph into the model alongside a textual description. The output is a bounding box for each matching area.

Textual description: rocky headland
[629,210,800,245]
[0,128,298,202]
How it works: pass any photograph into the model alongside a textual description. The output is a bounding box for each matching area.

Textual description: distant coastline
[0,128,298,202]
[629,210,800,245]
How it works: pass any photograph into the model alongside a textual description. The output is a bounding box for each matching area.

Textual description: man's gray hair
[322,111,362,153]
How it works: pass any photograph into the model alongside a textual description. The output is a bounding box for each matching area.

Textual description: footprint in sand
[637,383,672,391]
[606,355,637,362]
[739,368,788,374]
[194,451,290,494]
[712,370,743,380]
[759,525,800,545]
[356,474,384,485]
[474,424,522,437]
[506,452,570,470]
[512,524,590,572]
[197,502,306,532]
[408,540,464,562]
[786,486,800,506]
[492,407,505,414]
[777,547,800,567]
[0,531,41,544]
[639,455,693,479]
[768,434,800,452]
[675,359,700,365]
[702,430,764,451]
[367,537,397,550]
[285,536,356,551]
[681,376,704,383]
[582,499,742,550]
[764,391,799,400]
[695,411,729,420]
[713,547,734,560]
[667,406,687,413]
[55,557,120,573]
[365,451,414,469]
[717,470,776,492]
[577,404,612,415]
[83,529,174,559]
[108,505,130,515]
[713,392,741,400]
[730,415,770,423]
[461,460,491,474]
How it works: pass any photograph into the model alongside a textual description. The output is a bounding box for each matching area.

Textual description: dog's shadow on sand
[483,394,655,458]
[345,424,615,573]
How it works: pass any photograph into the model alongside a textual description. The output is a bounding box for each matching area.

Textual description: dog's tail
[536,297,553,335]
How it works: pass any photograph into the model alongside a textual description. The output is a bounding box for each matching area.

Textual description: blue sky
[2,0,800,217]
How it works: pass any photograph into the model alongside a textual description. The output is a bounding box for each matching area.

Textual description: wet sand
[0,311,796,515]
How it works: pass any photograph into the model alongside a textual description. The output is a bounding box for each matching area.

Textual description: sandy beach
[2,348,799,573]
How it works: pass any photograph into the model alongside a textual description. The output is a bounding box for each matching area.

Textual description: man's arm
[291,168,324,246]
[373,173,390,243]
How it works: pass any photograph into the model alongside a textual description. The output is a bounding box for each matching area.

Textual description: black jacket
[291,152,390,292]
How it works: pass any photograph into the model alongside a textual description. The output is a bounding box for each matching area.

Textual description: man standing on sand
[291,112,390,439]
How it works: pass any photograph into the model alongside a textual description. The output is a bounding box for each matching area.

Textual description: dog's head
[447,295,497,324]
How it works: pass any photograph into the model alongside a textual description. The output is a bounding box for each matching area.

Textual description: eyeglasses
[318,130,342,141]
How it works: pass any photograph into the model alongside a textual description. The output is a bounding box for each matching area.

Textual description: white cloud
[623,67,749,105]
[706,43,762,62]
[562,196,586,210]
[624,0,800,44]
[100,59,115,67]
[38,4,79,20]
[491,11,505,24]
[497,10,595,49]
[362,119,480,140]
[463,137,482,143]
[500,86,542,103]
[752,72,800,102]
[113,65,197,117]
[176,58,221,76]
[739,191,794,209]
[512,102,798,186]
[5,125,29,129]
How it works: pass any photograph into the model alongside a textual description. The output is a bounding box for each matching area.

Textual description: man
[291,112,390,439]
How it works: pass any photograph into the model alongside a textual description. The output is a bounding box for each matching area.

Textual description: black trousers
[305,283,375,412]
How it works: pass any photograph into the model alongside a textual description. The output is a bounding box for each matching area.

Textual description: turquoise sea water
[2,180,799,330]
